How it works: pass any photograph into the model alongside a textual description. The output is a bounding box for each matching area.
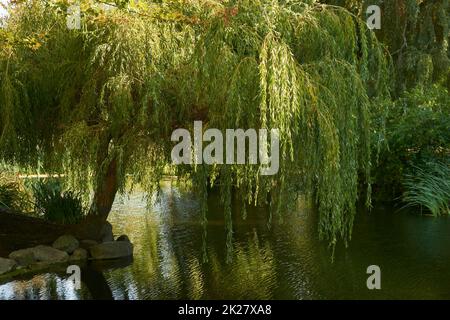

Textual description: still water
[1,184,450,300]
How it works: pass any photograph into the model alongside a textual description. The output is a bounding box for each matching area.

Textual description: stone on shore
[52,235,79,254]
[79,239,99,250]
[9,248,35,266]
[100,222,114,243]
[32,245,69,263]
[116,235,130,242]
[0,257,17,275]
[89,241,133,260]
[69,248,88,262]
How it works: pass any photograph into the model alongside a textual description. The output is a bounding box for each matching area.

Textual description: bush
[32,180,86,224]
[0,171,30,211]
[402,160,450,216]
[373,85,450,200]
[0,182,26,210]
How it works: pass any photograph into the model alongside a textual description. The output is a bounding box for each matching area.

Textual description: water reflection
[1,185,450,300]
[0,272,89,300]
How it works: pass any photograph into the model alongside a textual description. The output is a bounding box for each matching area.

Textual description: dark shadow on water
[82,257,134,300]
[89,256,134,272]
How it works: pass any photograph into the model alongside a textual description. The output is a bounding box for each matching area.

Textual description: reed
[32,180,86,224]
[402,160,450,216]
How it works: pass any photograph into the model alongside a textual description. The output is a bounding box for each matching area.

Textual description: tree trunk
[84,132,120,239]
[89,157,119,221]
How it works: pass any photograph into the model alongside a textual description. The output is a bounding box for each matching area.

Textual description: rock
[8,245,69,267]
[89,241,133,260]
[79,239,98,250]
[32,245,69,263]
[100,222,114,242]
[0,257,17,275]
[116,235,130,242]
[52,235,79,254]
[30,261,52,272]
[69,248,88,262]
[9,248,35,266]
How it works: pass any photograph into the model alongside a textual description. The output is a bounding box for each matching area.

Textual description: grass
[0,182,24,210]
[402,160,450,216]
[0,171,30,212]
[31,180,86,224]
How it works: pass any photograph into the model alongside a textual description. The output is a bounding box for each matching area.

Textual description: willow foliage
[0,0,390,252]
[325,0,450,94]
[374,0,450,93]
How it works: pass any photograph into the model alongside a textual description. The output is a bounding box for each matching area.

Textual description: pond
[1,184,450,300]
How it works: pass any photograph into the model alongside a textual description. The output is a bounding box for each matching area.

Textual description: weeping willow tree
[0,0,390,252]
[324,0,450,93]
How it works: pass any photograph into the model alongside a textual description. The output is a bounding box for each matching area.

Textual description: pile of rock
[0,223,133,276]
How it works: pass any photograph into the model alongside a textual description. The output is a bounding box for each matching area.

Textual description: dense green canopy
[0,0,391,252]
[326,0,450,93]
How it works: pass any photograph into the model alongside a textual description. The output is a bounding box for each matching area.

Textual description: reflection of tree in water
[104,186,278,299]
[0,270,89,300]
[206,231,276,299]
[1,275,47,299]
[81,267,113,300]
[0,186,289,300]
[106,188,184,299]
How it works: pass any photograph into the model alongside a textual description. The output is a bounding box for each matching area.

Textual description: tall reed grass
[32,180,86,224]
[402,160,450,216]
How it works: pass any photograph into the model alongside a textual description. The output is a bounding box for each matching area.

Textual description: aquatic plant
[402,160,450,216]
[32,180,86,224]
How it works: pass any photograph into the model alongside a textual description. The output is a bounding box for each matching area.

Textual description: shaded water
[1,184,450,300]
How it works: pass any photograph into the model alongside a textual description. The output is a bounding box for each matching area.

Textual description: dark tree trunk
[88,130,120,222]
[89,157,119,221]
[81,134,121,241]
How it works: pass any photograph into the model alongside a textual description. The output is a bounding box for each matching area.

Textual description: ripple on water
[1,186,450,299]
